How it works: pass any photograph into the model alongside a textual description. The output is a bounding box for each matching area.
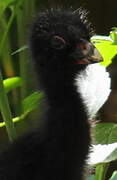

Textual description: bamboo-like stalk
[0,10,15,77]
[16,0,36,100]
[0,8,15,57]
[0,71,17,141]
[95,163,109,180]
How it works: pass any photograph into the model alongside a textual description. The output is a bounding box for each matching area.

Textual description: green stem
[0,71,17,141]
[0,7,15,57]
[0,14,15,77]
[16,0,36,99]
[95,163,109,180]
[0,114,27,128]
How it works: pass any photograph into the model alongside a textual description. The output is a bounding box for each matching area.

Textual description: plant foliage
[0,1,117,179]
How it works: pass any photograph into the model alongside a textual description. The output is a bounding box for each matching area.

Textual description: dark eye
[51,35,66,50]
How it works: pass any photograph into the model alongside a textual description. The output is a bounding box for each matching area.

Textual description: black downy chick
[0,9,103,180]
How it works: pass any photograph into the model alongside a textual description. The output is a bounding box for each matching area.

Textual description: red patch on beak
[76,39,103,64]
[76,59,90,64]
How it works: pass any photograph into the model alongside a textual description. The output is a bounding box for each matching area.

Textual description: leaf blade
[22,91,44,114]
[3,77,22,93]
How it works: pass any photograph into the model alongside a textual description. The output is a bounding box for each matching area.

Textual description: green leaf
[110,28,117,44]
[91,28,117,67]
[11,45,28,55]
[87,175,95,180]
[90,123,117,165]
[110,171,117,180]
[22,91,44,114]
[0,0,16,18]
[0,0,16,6]
[93,123,117,144]
[0,91,44,128]
[104,146,117,163]
[3,77,22,93]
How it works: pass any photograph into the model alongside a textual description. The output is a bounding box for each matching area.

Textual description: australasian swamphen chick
[0,9,103,180]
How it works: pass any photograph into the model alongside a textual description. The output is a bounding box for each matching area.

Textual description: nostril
[77,43,87,51]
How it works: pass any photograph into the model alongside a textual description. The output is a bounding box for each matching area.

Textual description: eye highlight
[51,35,66,50]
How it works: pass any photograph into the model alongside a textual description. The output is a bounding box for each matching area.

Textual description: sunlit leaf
[110,171,117,180]
[91,28,117,67]
[110,28,117,44]
[3,77,22,93]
